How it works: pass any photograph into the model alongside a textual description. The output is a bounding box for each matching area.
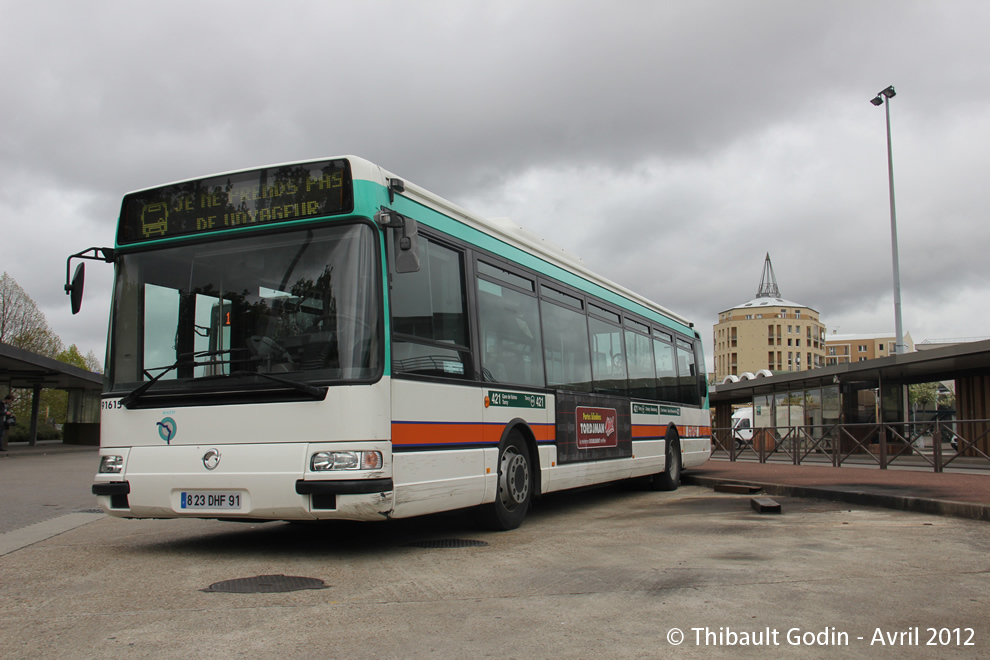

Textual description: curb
[682,474,990,523]
[0,512,106,556]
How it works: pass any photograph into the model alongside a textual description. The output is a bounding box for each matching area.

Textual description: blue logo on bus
[157,417,177,444]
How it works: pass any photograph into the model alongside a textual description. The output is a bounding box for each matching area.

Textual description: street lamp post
[870,85,905,355]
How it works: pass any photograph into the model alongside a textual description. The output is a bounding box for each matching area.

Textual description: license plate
[180,491,242,510]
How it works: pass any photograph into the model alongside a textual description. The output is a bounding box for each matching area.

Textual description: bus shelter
[710,339,990,465]
[0,342,103,446]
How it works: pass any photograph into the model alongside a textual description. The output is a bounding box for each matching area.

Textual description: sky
[2,0,988,372]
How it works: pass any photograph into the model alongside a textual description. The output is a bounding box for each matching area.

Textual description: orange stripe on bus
[391,421,705,446]
[676,425,712,437]
[632,424,662,439]
[633,425,712,439]
[391,422,555,446]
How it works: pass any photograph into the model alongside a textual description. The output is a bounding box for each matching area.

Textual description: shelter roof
[711,339,990,405]
[0,342,103,392]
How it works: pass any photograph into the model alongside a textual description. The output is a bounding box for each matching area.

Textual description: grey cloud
[2,0,989,363]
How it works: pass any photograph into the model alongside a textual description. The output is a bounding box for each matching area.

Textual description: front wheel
[481,431,532,530]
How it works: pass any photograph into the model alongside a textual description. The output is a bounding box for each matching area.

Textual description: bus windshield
[108,223,381,397]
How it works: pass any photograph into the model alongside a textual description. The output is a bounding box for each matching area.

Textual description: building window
[858,345,867,352]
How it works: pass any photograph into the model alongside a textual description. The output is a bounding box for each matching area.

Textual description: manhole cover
[404,539,489,549]
[202,575,328,593]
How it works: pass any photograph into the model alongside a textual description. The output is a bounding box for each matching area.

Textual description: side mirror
[64,246,114,315]
[377,208,420,274]
[394,216,420,274]
[68,263,85,315]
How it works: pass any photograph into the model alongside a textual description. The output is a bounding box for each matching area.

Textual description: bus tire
[651,431,681,491]
[481,430,532,530]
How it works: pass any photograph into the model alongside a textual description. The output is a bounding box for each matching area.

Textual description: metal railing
[711,419,990,472]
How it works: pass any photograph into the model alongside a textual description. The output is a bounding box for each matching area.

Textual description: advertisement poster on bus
[555,392,631,464]
[575,407,618,449]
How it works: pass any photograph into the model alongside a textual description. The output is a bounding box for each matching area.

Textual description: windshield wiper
[119,349,244,408]
[119,362,185,408]
[228,371,327,400]
[120,350,327,406]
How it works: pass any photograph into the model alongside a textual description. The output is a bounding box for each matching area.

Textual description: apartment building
[713,255,826,381]
[824,332,915,365]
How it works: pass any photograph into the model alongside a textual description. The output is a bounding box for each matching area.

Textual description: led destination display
[118,159,353,245]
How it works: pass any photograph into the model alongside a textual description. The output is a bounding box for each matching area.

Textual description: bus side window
[588,316,627,396]
[390,237,470,378]
[540,299,592,392]
[676,338,700,406]
[654,338,677,402]
[477,278,544,388]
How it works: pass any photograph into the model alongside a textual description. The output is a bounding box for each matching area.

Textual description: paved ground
[0,443,99,533]
[1,443,989,658]
[684,460,990,521]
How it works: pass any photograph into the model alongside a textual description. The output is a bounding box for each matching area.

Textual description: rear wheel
[649,430,681,491]
[481,431,532,530]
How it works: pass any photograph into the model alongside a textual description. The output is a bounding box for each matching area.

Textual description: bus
[68,156,710,530]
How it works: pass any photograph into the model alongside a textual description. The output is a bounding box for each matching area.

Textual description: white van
[731,407,753,446]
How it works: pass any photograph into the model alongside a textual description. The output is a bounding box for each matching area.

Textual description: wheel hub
[499,449,530,509]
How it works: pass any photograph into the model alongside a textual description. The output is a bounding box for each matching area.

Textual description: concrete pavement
[2,483,989,658]
[684,459,990,522]
[2,443,989,657]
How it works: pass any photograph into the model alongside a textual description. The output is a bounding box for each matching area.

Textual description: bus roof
[121,155,693,331]
[375,159,693,330]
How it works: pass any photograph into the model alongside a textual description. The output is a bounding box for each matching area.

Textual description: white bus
[69,156,710,529]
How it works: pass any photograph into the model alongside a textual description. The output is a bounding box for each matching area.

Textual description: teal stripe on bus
[381,190,693,337]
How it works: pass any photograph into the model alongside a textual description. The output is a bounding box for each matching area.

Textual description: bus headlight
[99,455,124,474]
[311,451,383,472]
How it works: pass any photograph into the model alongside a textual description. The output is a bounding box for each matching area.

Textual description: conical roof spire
[756,253,781,299]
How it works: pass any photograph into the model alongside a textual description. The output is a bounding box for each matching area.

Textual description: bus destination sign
[118,159,354,245]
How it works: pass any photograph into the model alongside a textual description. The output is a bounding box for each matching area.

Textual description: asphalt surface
[0,442,100,534]
[1,442,989,658]
[684,459,990,522]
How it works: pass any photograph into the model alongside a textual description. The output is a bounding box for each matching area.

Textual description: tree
[58,344,87,369]
[53,343,103,374]
[0,272,63,357]
[909,382,938,411]
[84,350,103,374]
